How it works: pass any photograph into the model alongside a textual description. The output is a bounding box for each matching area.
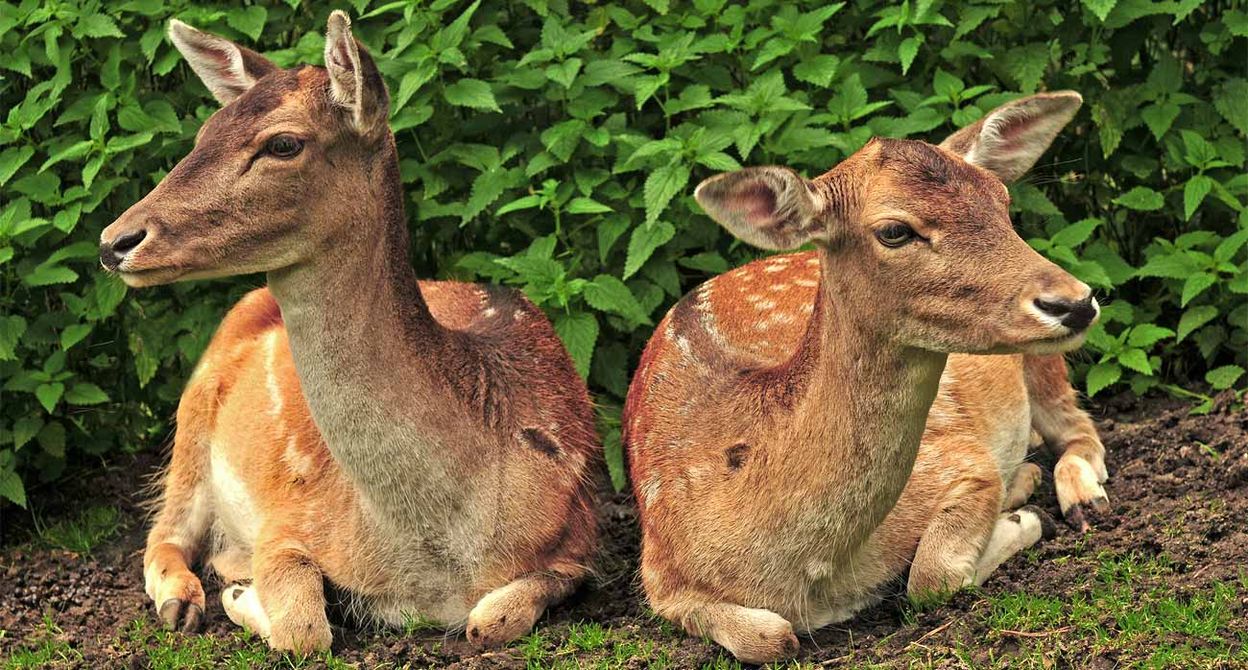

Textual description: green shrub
[1,0,1244,507]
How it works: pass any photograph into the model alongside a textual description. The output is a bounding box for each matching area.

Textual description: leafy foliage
[1,0,1244,506]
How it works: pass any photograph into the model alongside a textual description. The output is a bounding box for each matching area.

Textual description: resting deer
[98,13,598,653]
[623,93,1105,663]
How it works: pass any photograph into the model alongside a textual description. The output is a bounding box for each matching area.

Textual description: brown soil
[2,394,1246,669]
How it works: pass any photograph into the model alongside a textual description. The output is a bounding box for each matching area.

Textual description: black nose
[100,229,147,270]
[1034,295,1098,332]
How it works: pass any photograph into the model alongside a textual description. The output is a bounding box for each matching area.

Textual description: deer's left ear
[939,91,1082,183]
[324,11,389,138]
[168,19,278,105]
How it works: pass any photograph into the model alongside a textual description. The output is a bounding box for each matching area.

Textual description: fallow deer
[98,13,599,654]
[623,93,1104,663]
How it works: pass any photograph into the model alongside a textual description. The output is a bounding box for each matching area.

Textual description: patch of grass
[116,617,359,670]
[34,506,121,556]
[2,615,83,669]
[399,612,441,636]
[977,553,1245,668]
[519,630,551,669]
[563,621,610,652]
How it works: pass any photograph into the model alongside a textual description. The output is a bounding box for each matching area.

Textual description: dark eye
[265,134,304,159]
[876,222,916,248]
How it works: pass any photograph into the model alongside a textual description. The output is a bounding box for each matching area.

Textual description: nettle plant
[0,0,1244,507]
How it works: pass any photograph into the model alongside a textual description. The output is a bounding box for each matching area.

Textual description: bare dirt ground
[2,393,1246,669]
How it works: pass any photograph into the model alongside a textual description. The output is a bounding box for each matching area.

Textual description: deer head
[694,92,1096,355]
[99,12,393,287]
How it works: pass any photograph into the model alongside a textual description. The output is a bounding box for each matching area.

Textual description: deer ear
[939,91,1082,183]
[695,167,827,251]
[168,19,277,106]
[324,11,389,137]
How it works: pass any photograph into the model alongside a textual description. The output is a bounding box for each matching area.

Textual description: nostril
[111,229,148,254]
[1033,297,1072,319]
[1061,297,1098,332]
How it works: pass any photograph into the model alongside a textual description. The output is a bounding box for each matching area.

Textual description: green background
[1,0,1245,508]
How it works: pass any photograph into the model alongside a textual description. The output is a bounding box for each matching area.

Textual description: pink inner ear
[732,180,778,225]
[332,41,354,72]
[204,46,233,69]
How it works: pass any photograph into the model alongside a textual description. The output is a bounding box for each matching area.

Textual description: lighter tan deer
[624,93,1105,663]
[98,13,598,654]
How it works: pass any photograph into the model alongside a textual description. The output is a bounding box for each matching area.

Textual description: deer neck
[775,244,948,554]
[266,138,459,522]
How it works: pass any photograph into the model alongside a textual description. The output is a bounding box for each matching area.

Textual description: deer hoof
[159,598,204,633]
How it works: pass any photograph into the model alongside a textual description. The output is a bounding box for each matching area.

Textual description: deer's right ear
[325,11,389,138]
[168,19,278,106]
[694,167,827,251]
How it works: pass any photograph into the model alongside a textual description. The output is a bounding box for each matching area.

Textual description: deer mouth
[112,265,187,288]
[1023,328,1089,354]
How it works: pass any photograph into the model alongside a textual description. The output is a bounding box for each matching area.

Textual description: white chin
[1021,330,1088,354]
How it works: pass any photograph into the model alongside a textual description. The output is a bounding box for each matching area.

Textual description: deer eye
[265,134,304,159]
[876,222,917,248]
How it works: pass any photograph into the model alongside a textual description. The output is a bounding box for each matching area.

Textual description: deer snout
[1033,294,1099,332]
[100,228,149,271]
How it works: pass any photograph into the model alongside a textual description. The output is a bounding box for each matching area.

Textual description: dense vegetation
[1,0,1244,507]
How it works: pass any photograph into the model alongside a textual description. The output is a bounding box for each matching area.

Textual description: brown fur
[105,13,598,654]
[624,93,1103,663]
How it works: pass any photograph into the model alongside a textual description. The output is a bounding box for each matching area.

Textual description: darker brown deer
[99,13,598,654]
[624,93,1101,663]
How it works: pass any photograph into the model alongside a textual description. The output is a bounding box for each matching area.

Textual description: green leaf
[1086,362,1121,396]
[1050,218,1101,248]
[603,428,627,493]
[1135,252,1198,279]
[1177,305,1219,342]
[0,146,35,186]
[36,382,64,412]
[643,163,690,225]
[61,323,92,349]
[1214,79,1248,136]
[624,221,676,279]
[583,275,651,324]
[37,421,65,458]
[1139,102,1179,140]
[1206,365,1245,390]
[1003,43,1049,93]
[0,469,26,508]
[597,218,629,263]
[1082,0,1118,21]
[77,13,124,39]
[792,54,840,88]
[443,79,501,112]
[65,383,109,405]
[553,312,598,379]
[13,416,42,450]
[0,315,27,360]
[1117,348,1152,375]
[226,5,268,41]
[898,36,922,75]
[1127,324,1174,348]
[23,265,79,287]
[1183,175,1213,221]
[566,197,613,215]
[1215,230,1248,263]
[1180,272,1218,307]
[1113,186,1164,211]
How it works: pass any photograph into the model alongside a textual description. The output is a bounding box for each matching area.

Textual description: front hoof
[158,598,204,632]
[1062,495,1108,533]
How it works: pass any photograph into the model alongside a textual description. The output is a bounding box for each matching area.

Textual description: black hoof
[159,598,204,633]
[1020,505,1058,540]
